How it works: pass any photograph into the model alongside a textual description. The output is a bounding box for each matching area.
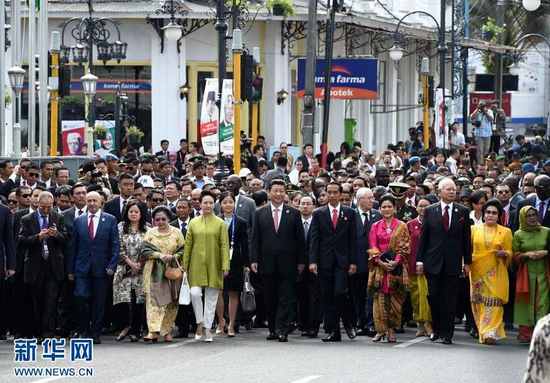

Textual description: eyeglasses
[21,194,31,198]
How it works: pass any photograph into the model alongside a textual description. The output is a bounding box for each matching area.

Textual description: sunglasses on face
[21,194,31,198]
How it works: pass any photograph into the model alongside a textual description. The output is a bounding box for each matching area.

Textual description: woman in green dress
[141,206,185,343]
[183,190,230,342]
[513,205,550,343]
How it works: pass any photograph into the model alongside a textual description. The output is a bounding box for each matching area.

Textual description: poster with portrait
[199,78,220,156]
[93,120,116,158]
[61,120,86,156]
[219,79,234,155]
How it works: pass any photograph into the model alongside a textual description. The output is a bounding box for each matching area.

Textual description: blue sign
[297,58,378,100]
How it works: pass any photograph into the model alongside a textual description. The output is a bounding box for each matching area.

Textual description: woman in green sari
[513,205,550,343]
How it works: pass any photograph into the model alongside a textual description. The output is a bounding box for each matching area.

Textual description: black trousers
[116,290,145,336]
[490,134,501,154]
[29,265,61,337]
[175,303,196,336]
[0,276,9,336]
[504,267,516,326]
[350,272,368,329]
[319,270,354,333]
[426,273,459,339]
[297,270,321,332]
[456,276,476,330]
[262,274,296,335]
[9,273,33,337]
[58,278,77,336]
[250,271,266,325]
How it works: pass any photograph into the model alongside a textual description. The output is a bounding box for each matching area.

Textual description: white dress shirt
[441,202,453,224]
[357,207,370,225]
[328,203,341,221]
[75,206,87,219]
[270,203,283,228]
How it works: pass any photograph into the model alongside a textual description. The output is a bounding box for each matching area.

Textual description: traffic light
[241,52,254,102]
[59,66,71,97]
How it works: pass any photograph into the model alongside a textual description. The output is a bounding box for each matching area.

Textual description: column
[151,30,187,153]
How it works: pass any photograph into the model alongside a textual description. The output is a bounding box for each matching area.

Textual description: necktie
[303,221,309,240]
[88,214,95,240]
[41,215,49,260]
[332,209,338,229]
[121,199,127,214]
[539,201,546,222]
[442,205,450,231]
[363,212,369,224]
[181,221,187,235]
[273,208,279,232]
[78,209,83,217]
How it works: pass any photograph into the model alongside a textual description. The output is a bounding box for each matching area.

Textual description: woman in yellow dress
[470,199,513,345]
[141,206,185,343]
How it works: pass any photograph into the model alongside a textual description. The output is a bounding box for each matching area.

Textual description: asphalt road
[0,325,529,383]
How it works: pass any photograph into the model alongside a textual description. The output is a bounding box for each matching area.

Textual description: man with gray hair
[354,187,381,336]
[18,191,67,339]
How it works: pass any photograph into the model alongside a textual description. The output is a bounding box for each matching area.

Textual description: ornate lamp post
[8,66,26,157]
[81,71,98,154]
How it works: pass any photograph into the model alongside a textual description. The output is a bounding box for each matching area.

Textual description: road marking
[161,339,194,349]
[393,336,428,348]
[290,375,322,383]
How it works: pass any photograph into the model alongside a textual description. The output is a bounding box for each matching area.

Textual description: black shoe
[278,334,288,342]
[175,331,188,339]
[245,320,253,331]
[287,323,297,335]
[266,332,278,341]
[306,330,318,338]
[442,337,453,345]
[129,335,139,343]
[344,327,357,340]
[357,328,376,337]
[322,332,342,342]
[469,329,479,339]
[93,336,102,345]
[430,333,440,342]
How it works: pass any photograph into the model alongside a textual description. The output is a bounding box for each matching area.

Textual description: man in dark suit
[0,202,16,339]
[103,173,135,223]
[296,194,321,338]
[68,191,119,344]
[516,175,550,228]
[417,178,472,345]
[155,139,171,159]
[310,182,358,342]
[19,191,67,338]
[262,157,290,189]
[353,187,381,336]
[59,183,88,337]
[251,179,306,342]
[296,144,314,173]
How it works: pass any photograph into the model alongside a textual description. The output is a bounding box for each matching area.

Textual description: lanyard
[230,216,236,249]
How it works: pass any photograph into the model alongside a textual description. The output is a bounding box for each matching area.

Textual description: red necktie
[88,214,95,240]
[442,206,449,231]
[332,209,338,229]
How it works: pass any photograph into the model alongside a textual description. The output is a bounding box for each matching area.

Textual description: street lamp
[389,45,404,62]
[81,71,98,154]
[522,0,541,11]
[163,21,183,42]
[8,65,26,157]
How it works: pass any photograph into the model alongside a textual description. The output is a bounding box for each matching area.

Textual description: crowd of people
[0,129,549,371]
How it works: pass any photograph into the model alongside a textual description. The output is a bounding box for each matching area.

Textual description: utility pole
[39,0,49,156]
[421,57,430,149]
[462,0,469,137]
[320,0,338,170]
[495,0,505,108]
[301,0,317,147]
[28,0,37,156]
[215,0,227,173]
[50,31,60,156]
[232,29,242,173]
[0,0,5,156]
[438,0,446,124]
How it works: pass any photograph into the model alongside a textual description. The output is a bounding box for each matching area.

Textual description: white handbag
[178,272,191,305]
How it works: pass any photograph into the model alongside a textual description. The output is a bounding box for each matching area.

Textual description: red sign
[469,92,512,117]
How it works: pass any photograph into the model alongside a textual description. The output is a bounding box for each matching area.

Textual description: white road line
[290,375,322,383]
[393,336,428,348]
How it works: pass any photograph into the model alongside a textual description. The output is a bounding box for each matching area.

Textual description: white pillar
[151,31,187,153]
[262,22,291,148]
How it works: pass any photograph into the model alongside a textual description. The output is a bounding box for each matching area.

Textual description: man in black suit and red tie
[309,182,358,342]
[251,179,306,342]
[417,178,472,345]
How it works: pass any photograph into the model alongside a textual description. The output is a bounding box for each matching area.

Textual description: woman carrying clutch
[513,206,550,343]
[470,199,513,345]
[183,190,230,342]
[367,194,410,343]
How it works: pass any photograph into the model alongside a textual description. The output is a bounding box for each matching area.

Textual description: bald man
[67,191,119,344]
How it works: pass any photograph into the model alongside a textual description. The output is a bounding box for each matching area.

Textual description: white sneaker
[204,330,213,342]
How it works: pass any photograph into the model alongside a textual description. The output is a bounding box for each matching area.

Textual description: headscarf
[519,205,541,232]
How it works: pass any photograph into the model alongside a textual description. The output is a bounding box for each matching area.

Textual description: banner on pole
[297,58,378,100]
[61,121,86,155]
[93,120,116,158]
[199,78,220,156]
[219,79,234,155]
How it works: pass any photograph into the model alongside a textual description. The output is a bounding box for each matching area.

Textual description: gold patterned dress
[141,226,185,336]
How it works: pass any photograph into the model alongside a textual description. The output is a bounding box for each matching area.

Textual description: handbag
[164,256,183,281]
[178,272,191,305]
[379,250,402,276]
[240,269,256,313]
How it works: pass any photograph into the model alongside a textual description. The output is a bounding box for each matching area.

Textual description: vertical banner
[61,120,86,155]
[93,120,116,158]
[199,78,220,156]
[434,89,452,149]
[219,79,234,155]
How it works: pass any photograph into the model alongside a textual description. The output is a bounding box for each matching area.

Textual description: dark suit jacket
[0,178,46,198]
[516,196,550,229]
[175,150,188,176]
[104,197,125,223]
[170,218,189,238]
[68,212,120,280]
[225,215,249,268]
[14,208,30,273]
[251,204,305,277]
[355,208,382,274]
[309,205,358,271]
[0,204,15,278]
[19,210,67,284]
[417,203,472,276]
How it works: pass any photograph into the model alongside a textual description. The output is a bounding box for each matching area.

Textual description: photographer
[470,101,494,165]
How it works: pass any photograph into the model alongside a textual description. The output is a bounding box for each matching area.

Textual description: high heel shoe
[215,319,226,335]
[372,333,386,342]
[143,333,158,343]
[194,326,204,340]
[387,335,397,343]
[164,334,173,343]
[116,328,129,342]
